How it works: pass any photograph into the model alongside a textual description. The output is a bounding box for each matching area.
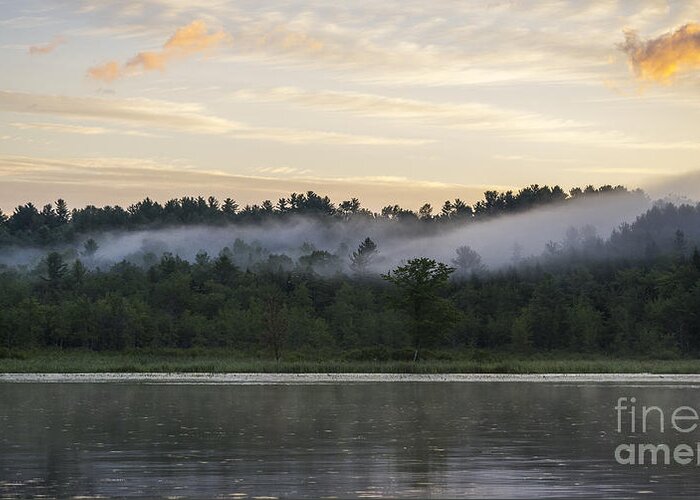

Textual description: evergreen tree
[55,199,69,225]
[350,237,378,275]
[221,197,239,216]
[41,252,67,301]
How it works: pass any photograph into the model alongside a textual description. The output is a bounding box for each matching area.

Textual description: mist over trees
[0,184,640,248]
[2,184,700,360]
[1,221,699,358]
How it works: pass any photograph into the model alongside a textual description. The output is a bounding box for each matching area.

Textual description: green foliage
[383,258,457,360]
[1,243,700,358]
[259,290,289,361]
[510,312,532,353]
[566,298,603,351]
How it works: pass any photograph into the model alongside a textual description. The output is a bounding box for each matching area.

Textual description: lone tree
[350,237,378,274]
[382,257,457,361]
[451,245,484,277]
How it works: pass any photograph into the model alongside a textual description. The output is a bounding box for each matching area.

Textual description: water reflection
[0,382,698,498]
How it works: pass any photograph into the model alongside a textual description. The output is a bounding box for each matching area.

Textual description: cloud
[87,61,121,82]
[0,91,427,146]
[230,87,700,150]
[28,36,65,55]
[231,87,587,132]
[493,154,577,164]
[72,1,677,88]
[87,20,229,81]
[163,19,228,52]
[620,23,700,83]
[0,15,54,29]
[256,166,311,175]
[10,121,158,138]
[0,90,240,133]
[0,155,488,211]
[220,23,601,87]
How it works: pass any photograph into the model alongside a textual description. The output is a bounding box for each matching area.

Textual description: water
[1,381,699,498]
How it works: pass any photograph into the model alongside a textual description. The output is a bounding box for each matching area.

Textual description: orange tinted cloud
[87,61,121,82]
[621,23,700,83]
[87,20,228,82]
[127,51,168,72]
[164,20,227,52]
[28,36,65,55]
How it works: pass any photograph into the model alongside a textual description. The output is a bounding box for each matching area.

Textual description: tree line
[0,184,639,247]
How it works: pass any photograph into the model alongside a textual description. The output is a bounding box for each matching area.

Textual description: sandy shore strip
[2,373,700,384]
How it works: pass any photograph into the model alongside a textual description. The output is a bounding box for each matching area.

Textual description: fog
[0,192,651,273]
[645,169,700,206]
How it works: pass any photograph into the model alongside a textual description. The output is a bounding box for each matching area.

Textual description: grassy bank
[1,349,700,373]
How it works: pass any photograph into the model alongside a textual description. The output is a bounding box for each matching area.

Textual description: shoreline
[3,372,700,384]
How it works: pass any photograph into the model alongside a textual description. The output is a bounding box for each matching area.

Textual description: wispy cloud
[124,2,610,88]
[620,23,700,83]
[0,90,241,133]
[230,86,700,150]
[28,36,65,55]
[0,90,427,145]
[493,154,578,164]
[256,166,312,175]
[67,1,690,88]
[0,15,55,29]
[220,23,603,87]
[88,20,229,81]
[231,87,587,132]
[10,121,158,137]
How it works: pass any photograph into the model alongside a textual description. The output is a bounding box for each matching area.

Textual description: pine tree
[55,199,69,225]
[350,237,378,274]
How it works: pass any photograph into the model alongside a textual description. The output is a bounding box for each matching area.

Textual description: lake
[1,377,700,498]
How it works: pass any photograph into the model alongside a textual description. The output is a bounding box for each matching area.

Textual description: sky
[1,0,700,211]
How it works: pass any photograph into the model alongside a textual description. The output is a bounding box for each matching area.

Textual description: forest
[1,183,700,363]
